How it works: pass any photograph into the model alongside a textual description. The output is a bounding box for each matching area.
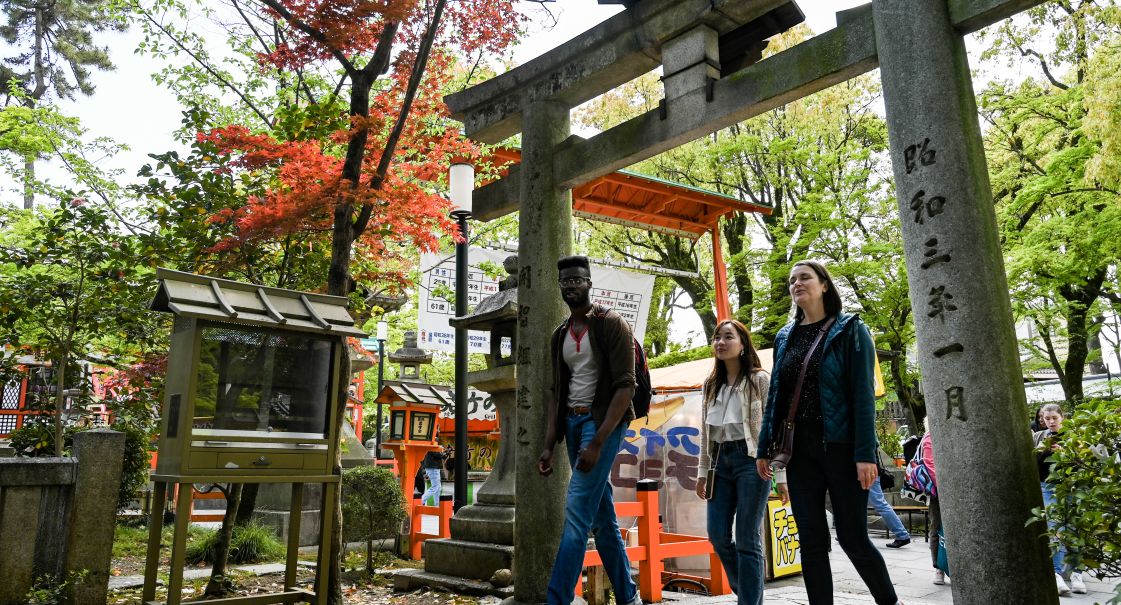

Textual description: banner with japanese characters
[418,248,655,353]
[766,498,803,578]
[609,390,708,571]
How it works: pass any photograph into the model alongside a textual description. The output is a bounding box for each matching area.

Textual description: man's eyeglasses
[559,277,590,287]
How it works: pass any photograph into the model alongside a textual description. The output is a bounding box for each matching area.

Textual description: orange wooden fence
[405,480,730,602]
[409,495,454,560]
[577,480,730,602]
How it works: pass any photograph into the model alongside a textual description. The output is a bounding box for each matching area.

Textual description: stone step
[391,567,513,599]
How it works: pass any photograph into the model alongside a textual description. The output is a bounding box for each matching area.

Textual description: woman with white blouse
[695,319,785,605]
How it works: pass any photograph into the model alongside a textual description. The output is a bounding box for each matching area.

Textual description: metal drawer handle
[253,456,271,466]
[205,440,229,445]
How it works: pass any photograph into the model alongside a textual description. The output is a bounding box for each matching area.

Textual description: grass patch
[113,521,209,560]
[184,522,284,565]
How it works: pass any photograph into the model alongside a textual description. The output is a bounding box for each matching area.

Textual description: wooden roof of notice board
[150,268,366,338]
[487,148,771,240]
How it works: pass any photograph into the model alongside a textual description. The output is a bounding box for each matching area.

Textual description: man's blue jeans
[868,477,910,540]
[546,412,637,605]
[421,468,442,506]
[705,440,770,605]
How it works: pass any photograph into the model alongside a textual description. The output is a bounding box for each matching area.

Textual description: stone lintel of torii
[446,1,1062,603]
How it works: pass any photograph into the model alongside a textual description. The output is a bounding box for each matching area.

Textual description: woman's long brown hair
[703,319,763,405]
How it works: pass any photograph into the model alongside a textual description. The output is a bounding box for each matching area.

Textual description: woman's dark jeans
[706,439,771,605]
[786,424,898,605]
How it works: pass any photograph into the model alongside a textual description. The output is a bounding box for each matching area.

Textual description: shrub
[24,571,87,605]
[342,465,406,571]
[185,521,284,565]
[8,421,70,457]
[1035,399,1121,602]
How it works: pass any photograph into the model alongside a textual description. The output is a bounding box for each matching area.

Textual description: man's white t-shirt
[563,323,598,407]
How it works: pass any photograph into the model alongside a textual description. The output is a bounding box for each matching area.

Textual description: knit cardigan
[697,369,786,483]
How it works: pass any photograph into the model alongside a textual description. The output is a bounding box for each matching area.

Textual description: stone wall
[0,429,125,605]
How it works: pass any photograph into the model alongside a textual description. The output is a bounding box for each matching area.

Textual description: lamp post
[375,319,388,455]
[449,160,474,511]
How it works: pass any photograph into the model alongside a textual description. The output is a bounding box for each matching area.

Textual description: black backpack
[591,306,652,419]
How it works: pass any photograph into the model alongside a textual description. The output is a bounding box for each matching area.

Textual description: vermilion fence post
[635,479,662,603]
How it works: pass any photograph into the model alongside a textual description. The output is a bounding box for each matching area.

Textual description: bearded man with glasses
[537,255,642,605]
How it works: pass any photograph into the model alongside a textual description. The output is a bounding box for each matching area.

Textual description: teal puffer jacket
[755,313,879,463]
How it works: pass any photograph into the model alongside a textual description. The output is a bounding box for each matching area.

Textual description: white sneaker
[1056,573,1071,596]
[932,569,945,585]
[1070,572,1087,594]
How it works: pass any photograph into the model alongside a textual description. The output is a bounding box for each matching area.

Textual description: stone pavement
[658,533,1119,604]
[108,535,1120,603]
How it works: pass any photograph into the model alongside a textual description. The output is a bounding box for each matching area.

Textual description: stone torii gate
[446,1,1059,603]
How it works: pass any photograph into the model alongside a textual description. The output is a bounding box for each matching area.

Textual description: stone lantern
[389,331,433,381]
[415,255,519,583]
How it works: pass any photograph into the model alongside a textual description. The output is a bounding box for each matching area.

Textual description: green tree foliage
[1035,399,1121,598]
[980,1,1121,403]
[0,0,125,208]
[341,465,405,573]
[0,200,159,455]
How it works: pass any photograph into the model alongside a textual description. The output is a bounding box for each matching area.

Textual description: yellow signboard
[766,498,802,578]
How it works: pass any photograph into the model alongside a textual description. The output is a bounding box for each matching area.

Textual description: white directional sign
[418,248,655,353]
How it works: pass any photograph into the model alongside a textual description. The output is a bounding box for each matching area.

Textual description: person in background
[420,446,448,506]
[869,473,911,548]
[1031,407,1046,433]
[1034,404,1086,596]
[756,260,903,605]
[918,430,946,586]
[696,319,783,605]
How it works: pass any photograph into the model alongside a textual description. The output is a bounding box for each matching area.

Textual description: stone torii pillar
[873,1,1054,602]
[512,100,573,604]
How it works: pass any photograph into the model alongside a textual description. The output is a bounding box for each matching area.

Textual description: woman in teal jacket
[756,260,901,605]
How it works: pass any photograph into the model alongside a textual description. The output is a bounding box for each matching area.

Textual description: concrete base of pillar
[252,509,321,547]
[448,502,516,545]
[393,568,513,598]
[423,538,515,581]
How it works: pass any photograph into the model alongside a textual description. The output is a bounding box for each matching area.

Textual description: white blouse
[706,384,746,443]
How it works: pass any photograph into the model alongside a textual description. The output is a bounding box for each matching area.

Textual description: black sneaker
[886,538,911,548]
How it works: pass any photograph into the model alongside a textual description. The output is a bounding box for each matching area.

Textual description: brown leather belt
[569,405,592,416]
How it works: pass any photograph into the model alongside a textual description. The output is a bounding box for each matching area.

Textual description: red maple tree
[202,0,522,295]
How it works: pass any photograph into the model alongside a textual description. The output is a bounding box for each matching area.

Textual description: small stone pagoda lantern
[389,330,433,380]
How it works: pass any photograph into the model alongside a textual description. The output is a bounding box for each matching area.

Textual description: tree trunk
[1057,268,1106,404]
[205,484,245,597]
[234,483,259,526]
[1088,315,1106,375]
[53,351,68,457]
[23,155,35,210]
[722,214,753,322]
[888,347,926,431]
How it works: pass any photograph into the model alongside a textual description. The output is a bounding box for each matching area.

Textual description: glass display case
[193,324,334,440]
[150,268,365,479]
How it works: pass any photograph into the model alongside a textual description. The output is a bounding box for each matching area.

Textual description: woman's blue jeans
[1041,481,1071,575]
[706,440,771,605]
[421,468,442,506]
[545,412,637,605]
